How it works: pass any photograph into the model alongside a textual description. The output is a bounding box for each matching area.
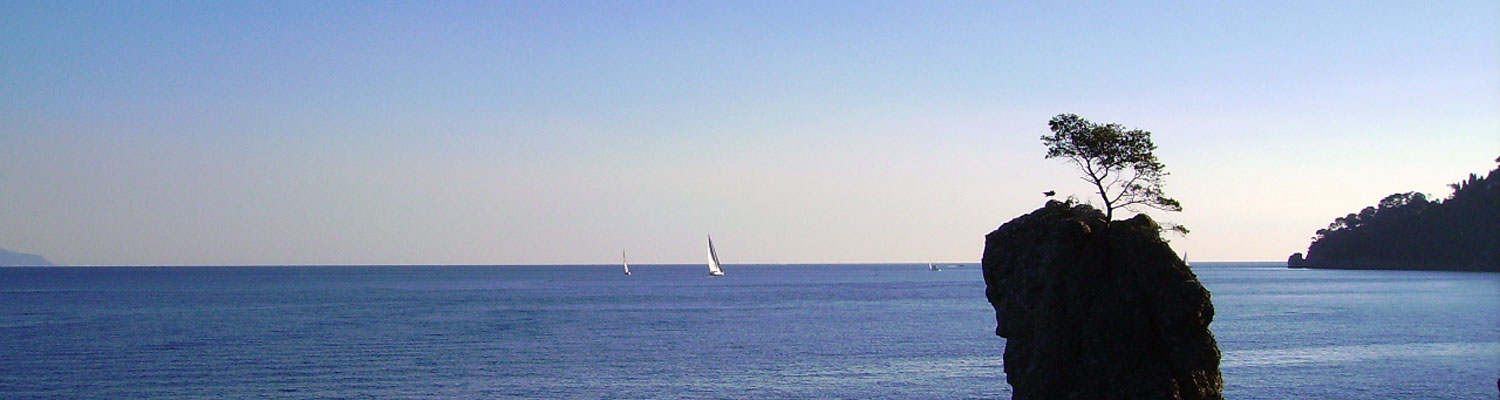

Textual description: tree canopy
[1301,158,1500,271]
[1041,114,1181,225]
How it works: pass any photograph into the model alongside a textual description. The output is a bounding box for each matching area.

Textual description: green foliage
[1041,113,1181,223]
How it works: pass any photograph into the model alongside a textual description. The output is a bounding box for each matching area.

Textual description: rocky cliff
[982,201,1221,400]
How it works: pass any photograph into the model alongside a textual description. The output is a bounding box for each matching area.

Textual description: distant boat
[928,263,941,271]
[1183,252,1190,266]
[622,250,632,276]
[707,235,725,277]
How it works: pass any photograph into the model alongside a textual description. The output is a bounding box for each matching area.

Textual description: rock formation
[1287,252,1308,268]
[982,201,1222,400]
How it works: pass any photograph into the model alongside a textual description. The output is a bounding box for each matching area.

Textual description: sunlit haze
[3,2,1497,265]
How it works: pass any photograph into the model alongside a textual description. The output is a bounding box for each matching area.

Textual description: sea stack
[981,201,1222,400]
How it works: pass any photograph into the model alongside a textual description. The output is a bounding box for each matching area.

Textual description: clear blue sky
[3,1,1497,265]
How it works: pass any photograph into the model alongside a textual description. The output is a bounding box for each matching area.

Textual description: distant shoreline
[7,263,980,268]
[3,261,1282,268]
[1288,264,1500,273]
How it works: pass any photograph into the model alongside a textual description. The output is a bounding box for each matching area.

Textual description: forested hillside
[1290,157,1500,271]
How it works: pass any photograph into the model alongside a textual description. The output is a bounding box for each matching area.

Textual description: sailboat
[622,250,632,276]
[706,235,725,277]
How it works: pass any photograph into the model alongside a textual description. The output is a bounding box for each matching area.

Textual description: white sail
[707,235,724,276]
[622,250,631,276]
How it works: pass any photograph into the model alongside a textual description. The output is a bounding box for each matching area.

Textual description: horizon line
[7,260,1283,268]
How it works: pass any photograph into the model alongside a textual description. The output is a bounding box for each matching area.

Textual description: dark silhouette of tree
[1041,114,1182,227]
[1301,157,1500,271]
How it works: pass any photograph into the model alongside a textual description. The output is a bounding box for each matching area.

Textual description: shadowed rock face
[982,201,1222,400]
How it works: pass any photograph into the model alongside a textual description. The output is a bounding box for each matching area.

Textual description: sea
[1,262,1496,399]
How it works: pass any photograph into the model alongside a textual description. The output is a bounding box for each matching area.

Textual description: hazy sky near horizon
[3,1,1497,265]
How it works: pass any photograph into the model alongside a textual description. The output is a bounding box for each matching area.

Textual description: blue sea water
[0,263,1496,399]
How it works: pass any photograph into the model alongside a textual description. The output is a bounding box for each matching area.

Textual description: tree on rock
[1041,113,1182,227]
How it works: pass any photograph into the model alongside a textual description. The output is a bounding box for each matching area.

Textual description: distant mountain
[1291,157,1499,272]
[0,248,55,266]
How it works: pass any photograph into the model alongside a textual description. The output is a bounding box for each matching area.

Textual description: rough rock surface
[982,201,1222,400]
